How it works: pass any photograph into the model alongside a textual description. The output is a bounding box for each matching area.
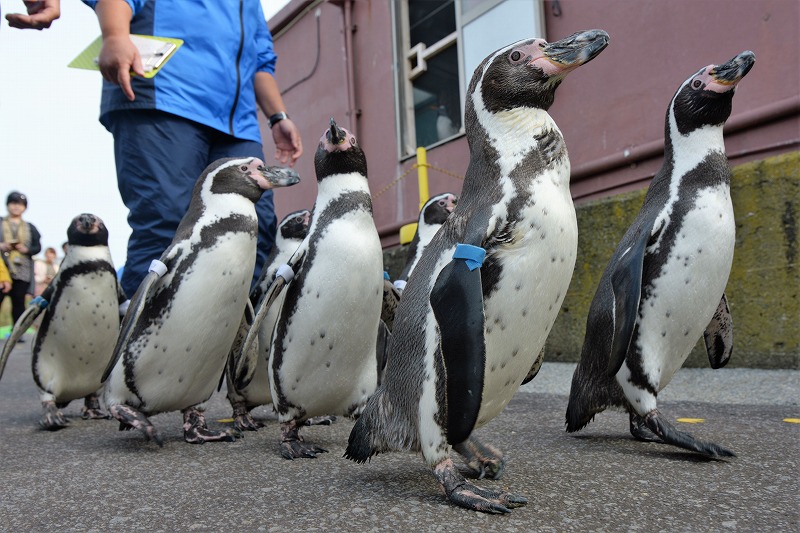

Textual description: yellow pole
[416,146,429,211]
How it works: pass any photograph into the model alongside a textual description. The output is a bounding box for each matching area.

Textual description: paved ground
[0,336,797,532]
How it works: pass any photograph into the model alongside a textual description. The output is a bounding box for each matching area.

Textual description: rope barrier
[373,162,464,200]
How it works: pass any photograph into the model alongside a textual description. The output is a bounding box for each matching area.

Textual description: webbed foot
[80,394,111,420]
[433,458,527,514]
[110,404,163,446]
[39,400,69,431]
[231,401,264,431]
[183,407,242,444]
[453,436,506,480]
[280,420,327,459]
[629,412,661,442]
[643,409,735,458]
[305,415,337,426]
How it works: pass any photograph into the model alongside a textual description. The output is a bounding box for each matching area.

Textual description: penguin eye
[437,200,446,207]
[691,79,703,89]
[294,216,303,223]
[510,50,522,62]
[241,166,249,171]
[350,137,357,145]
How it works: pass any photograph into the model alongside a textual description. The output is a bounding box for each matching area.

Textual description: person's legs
[106,110,213,296]
[8,279,29,323]
[208,137,277,286]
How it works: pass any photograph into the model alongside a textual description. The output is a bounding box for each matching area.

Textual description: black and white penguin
[345,30,610,513]
[101,157,299,445]
[0,214,125,430]
[225,208,311,431]
[267,119,384,459]
[565,51,756,458]
[393,192,458,293]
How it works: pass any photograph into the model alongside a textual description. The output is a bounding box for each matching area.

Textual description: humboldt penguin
[102,157,299,445]
[565,51,756,458]
[225,209,311,431]
[345,30,610,513]
[393,192,458,293]
[267,119,384,459]
[0,213,125,429]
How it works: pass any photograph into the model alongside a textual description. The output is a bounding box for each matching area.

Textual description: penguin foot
[305,415,337,426]
[279,421,328,459]
[433,458,527,514]
[629,412,662,442]
[183,408,242,444]
[39,401,69,431]
[453,437,506,480]
[231,402,264,431]
[643,409,735,458]
[80,394,111,420]
[110,404,163,447]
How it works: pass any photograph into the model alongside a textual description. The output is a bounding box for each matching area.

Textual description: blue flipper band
[29,296,48,309]
[383,271,390,280]
[453,243,485,271]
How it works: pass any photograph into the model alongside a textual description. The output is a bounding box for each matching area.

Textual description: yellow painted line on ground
[676,418,705,424]
[783,418,800,424]
[217,418,234,423]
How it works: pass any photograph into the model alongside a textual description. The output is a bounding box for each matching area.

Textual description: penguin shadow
[568,433,730,463]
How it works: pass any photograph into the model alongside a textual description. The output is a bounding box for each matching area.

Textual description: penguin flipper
[0,297,47,380]
[430,244,486,446]
[704,293,733,369]
[608,225,652,377]
[102,267,163,383]
[236,254,303,389]
[224,300,256,393]
[520,347,545,386]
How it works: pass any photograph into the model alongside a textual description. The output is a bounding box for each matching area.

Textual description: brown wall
[265,0,799,247]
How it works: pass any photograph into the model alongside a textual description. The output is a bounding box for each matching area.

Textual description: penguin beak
[707,51,756,92]
[257,166,301,189]
[540,29,609,74]
[329,118,347,145]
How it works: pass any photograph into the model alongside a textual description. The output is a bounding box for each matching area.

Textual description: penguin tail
[344,413,376,463]
[565,359,607,433]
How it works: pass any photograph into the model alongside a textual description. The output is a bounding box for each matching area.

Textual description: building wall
[267,0,799,248]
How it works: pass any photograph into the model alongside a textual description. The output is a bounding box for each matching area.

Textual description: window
[394,0,545,158]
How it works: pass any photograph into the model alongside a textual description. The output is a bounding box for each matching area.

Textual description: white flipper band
[276,264,295,283]
[149,259,168,277]
[393,280,407,292]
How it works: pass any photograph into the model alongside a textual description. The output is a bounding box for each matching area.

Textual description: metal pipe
[342,0,359,137]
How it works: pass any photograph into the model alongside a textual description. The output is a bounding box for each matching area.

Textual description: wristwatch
[269,112,289,129]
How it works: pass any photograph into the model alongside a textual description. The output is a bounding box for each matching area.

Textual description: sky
[0,0,289,267]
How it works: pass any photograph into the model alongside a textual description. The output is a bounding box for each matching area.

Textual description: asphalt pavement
[0,335,797,532]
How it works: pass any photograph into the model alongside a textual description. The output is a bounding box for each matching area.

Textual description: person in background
[34,247,60,297]
[0,192,42,325]
[82,0,303,298]
[5,0,61,29]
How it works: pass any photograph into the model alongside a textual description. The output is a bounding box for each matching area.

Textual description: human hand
[5,0,60,30]
[0,281,10,294]
[0,242,10,252]
[97,35,145,102]
[14,244,29,255]
[272,118,303,167]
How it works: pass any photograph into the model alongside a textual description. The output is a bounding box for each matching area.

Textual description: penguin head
[314,118,368,181]
[278,209,311,241]
[470,29,609,113]
[670,51,756,135]
[420,192,458,226]
[207,157,301,202]
[66,213,109,247]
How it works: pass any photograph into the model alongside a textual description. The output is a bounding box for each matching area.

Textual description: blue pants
[106,110,276,297]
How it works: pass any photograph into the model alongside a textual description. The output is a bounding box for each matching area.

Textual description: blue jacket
[82,0,277,143]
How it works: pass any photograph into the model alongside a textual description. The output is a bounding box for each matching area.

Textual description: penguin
[345,30,610,513]
[0,213,125,430]
[225,208,311,431]
[101,157,299,445]
[264,119,384,459]
[393,192,458,294]
[565,51,756,458]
